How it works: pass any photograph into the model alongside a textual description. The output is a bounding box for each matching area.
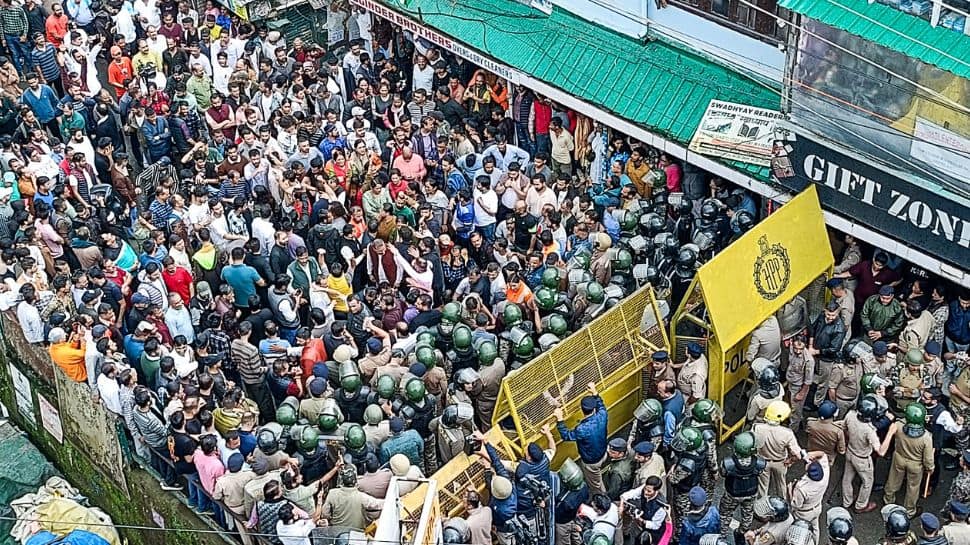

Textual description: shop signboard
[772,136,970,269]
[688,100,783,166]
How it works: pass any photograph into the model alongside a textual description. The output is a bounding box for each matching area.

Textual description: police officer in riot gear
[685,399,721,497]
[628,399,664,450]
[668,426,708,539]
[430,402,477,464]
[747,364,784,424]
[720,431,766,543]
[334,361,372,424]
[402,377,439,475]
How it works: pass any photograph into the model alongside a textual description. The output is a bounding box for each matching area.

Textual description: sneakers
[159,481,182,491]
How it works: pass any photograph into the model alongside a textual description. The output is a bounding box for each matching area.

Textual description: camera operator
[618,476,670,545]
[476,431,518,545]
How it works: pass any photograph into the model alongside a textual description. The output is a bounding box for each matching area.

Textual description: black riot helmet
[735,210,755,233]
[886,511,910,539]
[700,200,719,221]
[758,365,780,391]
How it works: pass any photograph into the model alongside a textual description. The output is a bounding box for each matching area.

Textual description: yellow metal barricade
[669,186,834,441]
[386,285,670,530]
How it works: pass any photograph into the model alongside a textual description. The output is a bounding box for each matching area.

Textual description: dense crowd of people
[1,1,970,545]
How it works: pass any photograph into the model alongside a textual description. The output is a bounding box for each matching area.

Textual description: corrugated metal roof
[780,0,970,79]
[384,0,778,180]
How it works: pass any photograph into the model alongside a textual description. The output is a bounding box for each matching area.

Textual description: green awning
[780,0,970,79]
[379,0,779,180]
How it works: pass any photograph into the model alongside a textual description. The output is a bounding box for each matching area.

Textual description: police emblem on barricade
[753,235,790,300]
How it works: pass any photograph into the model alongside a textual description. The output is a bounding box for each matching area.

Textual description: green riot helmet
[586,281,605,304]
[547,314,569,338]
[535,287,558,311]
[441,402,474,427]
[376,374,397,399]
[568,250,591,271]
[733,431,756,458]
[257,425,282,454]
[453,324,473,350]
[691,399,721,424]
[317,399,343,433]
[587,533,611,545]
[276,403,298,426]
[415,345,437,367]
[559,458,585,491]
[296,425,320,452]
[405,378,427,402]
[364,404,384,425]
[904,348,923,366]
[567,269,593,287]
[541,267,562,290]
[617,208,640,232]
[503,303,523,327]
[416,331,437,346]
[478,341,498,366]
[905,402,927,426]
[455,367,481,387]
[339,360,362,392]
[612,249,633,271]
[442,301,462,324]
[633,398,662,423]
[670,426,703,453]
[510,326,535,357]
[345,424,367,450]
[860,373,879,395]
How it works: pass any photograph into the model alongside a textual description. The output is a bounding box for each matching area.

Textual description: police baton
[923,469,933,498]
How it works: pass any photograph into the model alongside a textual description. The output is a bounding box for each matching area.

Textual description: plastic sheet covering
[9,478,121,545]
[0,424,56,545]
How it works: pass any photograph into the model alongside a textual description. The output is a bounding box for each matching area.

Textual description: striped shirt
[0,6,27,36]
[30,44,60,82]
[231,338,264,385]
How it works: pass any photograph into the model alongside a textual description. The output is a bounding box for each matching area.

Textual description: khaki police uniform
[842,410,881,510]
[786,349,814,430]
[884,426,935,516]
[829,361,862,418]
[753,422,800,499]
[677,355,708,402]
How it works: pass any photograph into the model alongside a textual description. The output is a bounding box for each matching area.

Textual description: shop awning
[367,0,779,176]
[780,0,970,79]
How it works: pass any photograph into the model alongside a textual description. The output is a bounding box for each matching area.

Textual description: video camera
[519,474,552,503]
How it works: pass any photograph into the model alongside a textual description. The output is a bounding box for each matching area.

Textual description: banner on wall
[688,100,783,166]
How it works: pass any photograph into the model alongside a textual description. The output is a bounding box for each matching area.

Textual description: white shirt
[473,188,498,227]
[276,519,315,545]
[146,34,167,55]
[188,53,212,77]
[251,217,276,257]
[97,373,122,415]
[212,62,232,95]
[411,65,434,94]
[17,301,44,343]
[525,187,556,217]
[133,0,160,28]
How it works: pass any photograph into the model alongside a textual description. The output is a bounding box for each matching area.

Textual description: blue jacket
[514,450,551,514]
[680,505,721,545]
[141,117,171,158]
[379,429,424,468]
[557,395,608,463]
[947,299,970,345]
[661,390,686,447]
[21,85,60,123]
[485,443,518,529]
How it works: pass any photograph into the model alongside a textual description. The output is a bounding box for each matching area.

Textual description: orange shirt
[107,58,134,98]
[300,338,328,378]
[46,14,69,48]
[49,340,87,382]
[506,283,534,305]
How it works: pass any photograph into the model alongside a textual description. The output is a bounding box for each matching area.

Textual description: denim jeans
[477,223,496,241]
[535,133,552,156]
[186,472,209,510]
[4,35,28,74]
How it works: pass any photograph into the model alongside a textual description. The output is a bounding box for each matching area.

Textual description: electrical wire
[389,0,970,199]
[0,514,453,543]
[821,0,970,74]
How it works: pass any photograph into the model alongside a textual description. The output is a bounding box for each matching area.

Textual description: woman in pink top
[660,153,682,193]
[392,142,427,182]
